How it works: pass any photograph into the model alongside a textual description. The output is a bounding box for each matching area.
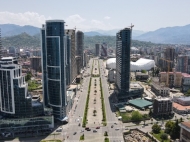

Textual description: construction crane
[126,23,134,29]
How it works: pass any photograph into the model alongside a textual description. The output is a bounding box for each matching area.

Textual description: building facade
[76,31,84,68]
[153,97,173,117]
[116,28,131,99]
[30,57,42,72]
[95,44,100,56]
[41,20,68,121]
[179,122,190,142]
[176,55,189,73]
[65,35,71,87]
[151,82,170,97]
[65,29,77,83]
[0,57,44,118]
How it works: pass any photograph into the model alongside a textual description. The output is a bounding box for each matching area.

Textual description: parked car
[86,129,91,131]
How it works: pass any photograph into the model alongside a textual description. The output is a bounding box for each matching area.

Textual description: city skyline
[0,0,190,31]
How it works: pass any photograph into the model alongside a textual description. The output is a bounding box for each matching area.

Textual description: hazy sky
[0,0,190,31]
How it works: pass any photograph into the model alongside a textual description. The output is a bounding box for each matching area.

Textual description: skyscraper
[76,31,84,70]
[116,28,132,99]
[95,44,100,56]
[65,29,77,83]
[65,35,71,86]
[100,43,108,58]
[41,20,68,121]
[0,57,43,118]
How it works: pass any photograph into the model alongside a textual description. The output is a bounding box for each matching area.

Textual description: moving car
[111,125,114,128]
[73,132,77,135]
[93,130,97,132]
[85,127,89,130]
[115,128,119,130]
[96,127,100,129]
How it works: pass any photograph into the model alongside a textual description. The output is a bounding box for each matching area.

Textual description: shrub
[160,133,168,140]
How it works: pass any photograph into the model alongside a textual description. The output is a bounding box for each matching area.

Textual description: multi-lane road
[63,58,124,142]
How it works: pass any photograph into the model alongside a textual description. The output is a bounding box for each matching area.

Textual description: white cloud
[0,11,51,27]
[104,16,111,20]
[66,14,85,24]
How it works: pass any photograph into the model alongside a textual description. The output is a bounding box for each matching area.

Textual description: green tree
[152,124,161,134]
[25,72,32,82]
[165,120,174,134]
[141,70,147,73]
[160,133,168,141]
[131,111,143,122]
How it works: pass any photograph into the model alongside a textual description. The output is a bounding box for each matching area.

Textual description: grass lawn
[40,140,61,142]
[104,137,109,142]
[28,80,41,91]
[152,131,170,142]
[80,134,84,140]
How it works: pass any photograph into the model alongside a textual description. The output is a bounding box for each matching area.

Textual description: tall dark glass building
[0,57,43,118]
[116,28,132,99]
[66,35,71,86]
[41,20,68,121]
[76,31,84,69]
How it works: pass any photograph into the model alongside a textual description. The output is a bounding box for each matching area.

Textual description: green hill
[1,33,163,48]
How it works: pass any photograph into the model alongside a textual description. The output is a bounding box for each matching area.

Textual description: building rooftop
[182,73,190,78]
[130,83,143,89]
[129,99,152,109]
[155,97,171,101]
[173,102,190,111]
[178,96,190,101]
[181,121,190,129]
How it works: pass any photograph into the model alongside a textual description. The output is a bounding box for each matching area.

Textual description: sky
[0,0,190,32]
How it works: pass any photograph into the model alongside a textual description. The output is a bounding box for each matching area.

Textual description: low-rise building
[179,121,190,142]
[173,96,190,106]
[153,97,173,117]
[151,82,170,97]
[108,69,115,83]
[135,72,149,81]
[159,69,182,88]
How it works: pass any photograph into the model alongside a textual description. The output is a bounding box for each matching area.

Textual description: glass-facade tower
[41,20,67,121]
[116,28,132,98]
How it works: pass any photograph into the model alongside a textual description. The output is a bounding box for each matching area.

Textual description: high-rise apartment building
[65,29,77,83]
[0,57,43,118]
[76,31,84,70]
[30,57,41,72]
[153,97,173,117]
[66,35,71,86]
[116,28,131,98]
[165,47,175,61]
[41,20,68,121]
[100,43,107,58]
[176,55,189,73]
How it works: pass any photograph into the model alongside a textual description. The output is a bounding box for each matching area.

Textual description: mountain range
[0,24,190,45]
[134,24,190,44]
